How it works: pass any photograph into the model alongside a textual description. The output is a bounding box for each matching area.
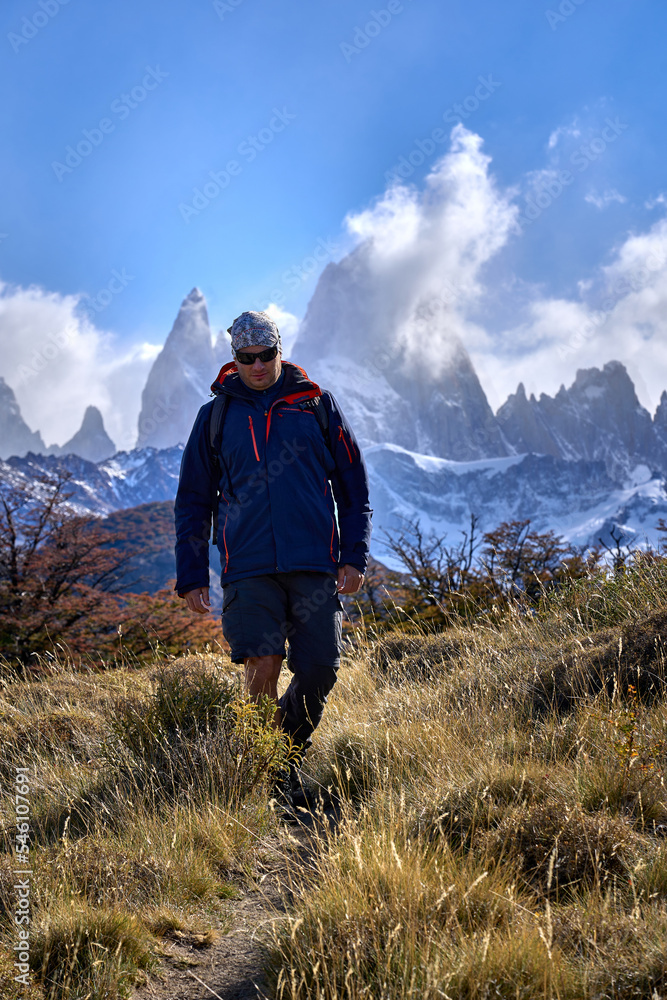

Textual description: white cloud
[548,120,581,150]
[264,302,300,357]
[322,125,518,379]
[645,194,666,210]
[472,216,667,413]
[0,280,160,452]
[584,188,627,209]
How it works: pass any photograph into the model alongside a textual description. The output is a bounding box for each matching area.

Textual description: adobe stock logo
[545,0,587,31]
[8,0,71,54]
[79,268,135,323]
[384,75,501,184]
[516,118,629,232]
[340,1,414,62]
[178,107,296,223]
[213,0,245,19]
[51,66,169,182]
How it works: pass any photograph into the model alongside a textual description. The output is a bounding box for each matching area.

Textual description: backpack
[208,393,330,544]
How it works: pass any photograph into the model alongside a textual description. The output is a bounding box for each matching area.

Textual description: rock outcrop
[497,361,667,480]
[0,377,46,459]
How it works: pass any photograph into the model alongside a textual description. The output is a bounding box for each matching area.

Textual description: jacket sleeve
[174,400,216,596]
[323,391,373,573]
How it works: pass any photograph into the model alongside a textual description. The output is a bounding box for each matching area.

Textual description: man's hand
[337,564,364,595]
[183,587,211,614]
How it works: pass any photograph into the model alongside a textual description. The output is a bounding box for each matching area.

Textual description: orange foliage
[0,470,224,666]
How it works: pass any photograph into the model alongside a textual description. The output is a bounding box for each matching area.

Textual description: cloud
[584,188,627,209]
[296,121,667,418]
[472,215,667,412]
[645,193,666,210]
[264,302,300,357]
[548,120,581,150]
[0,280,160,452]
[299,124,519,379]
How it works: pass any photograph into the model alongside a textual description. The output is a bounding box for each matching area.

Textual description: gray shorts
[221,571,343,666]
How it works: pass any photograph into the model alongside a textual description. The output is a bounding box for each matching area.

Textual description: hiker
[174,310,372,810]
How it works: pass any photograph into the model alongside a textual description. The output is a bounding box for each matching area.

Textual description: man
[174,310,372,810]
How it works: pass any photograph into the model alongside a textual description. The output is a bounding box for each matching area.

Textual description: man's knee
[288,658,339,697]
[245,654,283,688]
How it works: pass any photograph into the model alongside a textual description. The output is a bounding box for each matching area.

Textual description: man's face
[234,344,282,391]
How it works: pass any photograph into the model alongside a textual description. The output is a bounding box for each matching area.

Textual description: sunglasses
[234,345,279,365]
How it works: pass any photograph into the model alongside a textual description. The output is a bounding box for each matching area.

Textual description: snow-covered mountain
[3,269,667,568]
[2,441,665,564]
[136,287,218,449]
[293,253,509,460]
[0,377,45,459]
[496,361,667,480]
[289,253,667,486]
[0,446,183,516]
[48,405,116,463]
[365,445,667,563]
[0,382,115,463]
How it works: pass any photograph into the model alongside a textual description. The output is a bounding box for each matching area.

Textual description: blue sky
[2,0,666,447]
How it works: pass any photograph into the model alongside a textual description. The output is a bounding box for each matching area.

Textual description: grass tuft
[32,902,154,1000]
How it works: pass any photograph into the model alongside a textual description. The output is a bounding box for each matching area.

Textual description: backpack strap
[298,394,329,438]
[208,393,231,545]
[209,392,230,454]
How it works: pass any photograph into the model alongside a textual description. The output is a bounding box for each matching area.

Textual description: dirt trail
[131,816,327,1000]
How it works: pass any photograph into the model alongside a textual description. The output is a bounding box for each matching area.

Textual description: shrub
[530,607,667,713]
[371,630,464,682]
[112,662,293,803]
[482,802,642,897]
[32,902,154,1000]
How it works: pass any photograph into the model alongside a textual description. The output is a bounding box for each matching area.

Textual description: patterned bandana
[227,311,281,351]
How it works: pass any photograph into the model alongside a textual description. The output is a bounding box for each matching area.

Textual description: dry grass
[267,559,667,999]
[0,650,290,1000]
[2,557,667,998]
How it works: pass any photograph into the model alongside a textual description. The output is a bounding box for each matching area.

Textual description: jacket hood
[210,360,322,405]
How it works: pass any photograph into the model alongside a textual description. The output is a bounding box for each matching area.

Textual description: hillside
[1,556,666,999]
[99,499,223,602]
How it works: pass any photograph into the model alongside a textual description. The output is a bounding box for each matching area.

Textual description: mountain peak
[164,288,211,353]
[496,380,560,457]
[498,361,664,478]
[288,251,508,459]
[0,376,46,459]
[136,289,215,448]
[51,405,116,462]
[80,405,106,433]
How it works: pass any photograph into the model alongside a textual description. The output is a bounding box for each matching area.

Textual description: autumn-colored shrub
[0,470,221,668]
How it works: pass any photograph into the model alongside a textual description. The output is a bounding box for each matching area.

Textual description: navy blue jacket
[174,361,372,594]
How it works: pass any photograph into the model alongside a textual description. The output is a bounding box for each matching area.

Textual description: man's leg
[244,654,283,727]
[221,576,289,726]
[278,573,343,752]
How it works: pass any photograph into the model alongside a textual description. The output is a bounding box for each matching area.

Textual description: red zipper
[338,425,353,463]
[248,415,260,461]
[324,479,336,562]
[221,494,230,572]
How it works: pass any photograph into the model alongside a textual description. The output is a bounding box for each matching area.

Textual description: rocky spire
[136,288,214,448]
[50,405,116,462]
[289,249,509,459]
